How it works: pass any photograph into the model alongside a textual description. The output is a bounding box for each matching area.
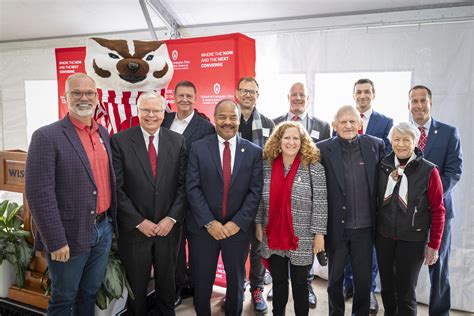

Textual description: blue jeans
[47,217,113,316]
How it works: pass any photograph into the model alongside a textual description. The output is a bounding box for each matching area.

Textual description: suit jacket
[317,135,385,249]
[162,111,215,154]
[111,126,187,242]
[274,113,331,142]
[25,115,117,257]
[365,110,393,153]
[422,118,462,219]
[186,134,263,235]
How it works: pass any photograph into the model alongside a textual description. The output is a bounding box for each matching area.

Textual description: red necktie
[222,141,231,218]
[148,135,157,177]
[358,113,364,134]
[418,127,427,151]
[293,115,299,121]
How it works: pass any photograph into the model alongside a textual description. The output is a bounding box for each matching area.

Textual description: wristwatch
[204,221,213,229]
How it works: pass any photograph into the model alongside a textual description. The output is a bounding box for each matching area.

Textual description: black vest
[377,149,435,242]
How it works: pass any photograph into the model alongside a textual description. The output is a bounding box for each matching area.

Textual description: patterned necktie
[222,141,231,218]
[418,127,427,151]
[293,115,299,121]
[358,113,364,134]
[148,135,157,177]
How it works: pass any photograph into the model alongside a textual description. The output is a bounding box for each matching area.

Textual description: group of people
[24,73,462,316]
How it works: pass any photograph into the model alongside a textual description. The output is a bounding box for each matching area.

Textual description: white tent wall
[0,9,473,312]
[253,22,473,312]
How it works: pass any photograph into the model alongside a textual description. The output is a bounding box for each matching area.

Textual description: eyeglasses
[68,91,97,99]
[238,89,258,96]
[139,108,164,115]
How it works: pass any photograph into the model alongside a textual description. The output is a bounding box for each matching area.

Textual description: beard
[71,103,95,117]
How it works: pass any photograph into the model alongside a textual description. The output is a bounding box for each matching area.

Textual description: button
[90,211,95,214]
[93,191,97,195]
[341,220,345,223]
[342,206,346,210]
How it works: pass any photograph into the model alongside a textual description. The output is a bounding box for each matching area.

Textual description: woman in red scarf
[255,121,328,316]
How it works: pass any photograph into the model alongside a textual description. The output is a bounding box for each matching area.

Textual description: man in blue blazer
[25,73,116,316]
[409,85,463,316]
[162,80,215,306]
[318,105,385,316]
[186,99,263,316]
[343,78,394,313]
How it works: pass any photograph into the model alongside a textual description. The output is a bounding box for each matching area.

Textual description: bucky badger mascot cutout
[86,37,174,133]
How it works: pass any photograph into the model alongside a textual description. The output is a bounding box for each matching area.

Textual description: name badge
[311,130,320,139]
[262,128,270,137]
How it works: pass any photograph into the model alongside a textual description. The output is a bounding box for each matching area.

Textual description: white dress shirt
[217,134,237,173]
[170,111,194,134]
[359,108,373,134]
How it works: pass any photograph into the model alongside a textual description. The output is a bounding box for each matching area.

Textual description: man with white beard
[25,73,117,315]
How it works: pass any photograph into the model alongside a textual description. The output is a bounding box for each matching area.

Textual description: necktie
[148,135,157,177]
[418,127,427,151]
[222,141,231,218]
[293,115,299,121]
[358,113,364,134]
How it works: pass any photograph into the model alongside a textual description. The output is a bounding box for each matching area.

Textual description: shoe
[343,285,353,301]
[251,288,268,313]
[308,284,317,309]
[264,270,273,285]
[369,292,379,314]
[267,287,273,301]
[174,288,183,307]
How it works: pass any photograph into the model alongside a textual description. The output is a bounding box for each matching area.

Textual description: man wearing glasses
[111,92,187,315]
[235,77,274,313]
[26,73,117,315]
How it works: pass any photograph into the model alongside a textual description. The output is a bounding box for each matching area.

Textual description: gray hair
[65,73,96,92]
[333,105,361,123]
[137,92,166,109]
[388,122,421,144]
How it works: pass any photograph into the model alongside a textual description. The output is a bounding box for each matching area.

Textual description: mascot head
[85,37,173,91]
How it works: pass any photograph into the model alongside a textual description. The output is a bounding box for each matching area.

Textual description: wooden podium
[0,150,49,310]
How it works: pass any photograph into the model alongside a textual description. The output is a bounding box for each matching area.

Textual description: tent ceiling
[0,0,472,42]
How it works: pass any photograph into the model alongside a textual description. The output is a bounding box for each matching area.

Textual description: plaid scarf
[251,108,264,147]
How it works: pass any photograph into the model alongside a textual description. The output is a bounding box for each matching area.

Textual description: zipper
[412,207,418,227]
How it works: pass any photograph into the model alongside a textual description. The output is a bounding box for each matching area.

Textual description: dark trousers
[249,229,265,290]
[189,231,250,316]
[375,233,425,316]
[119,227,179,316]
[343,246,378,291]
[429,218,452,316]
[175,224,192,289]
[327,227,373,316]
[269,255,310,316]
[47,219,113,316]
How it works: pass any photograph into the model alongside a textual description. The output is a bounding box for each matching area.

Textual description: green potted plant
[95,239,134,315]
[0,200,34,296]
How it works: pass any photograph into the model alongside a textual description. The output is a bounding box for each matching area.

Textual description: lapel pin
[241,148,245,152]
[434,130,438,134]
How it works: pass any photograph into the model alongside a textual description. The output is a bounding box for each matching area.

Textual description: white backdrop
[254,22,473,312]
[0,15,472,313]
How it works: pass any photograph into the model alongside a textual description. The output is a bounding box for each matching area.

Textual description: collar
[68,113,97,131]
[337,134,360,145]
[413,117,432,130]
[140,126,160,139]
[175,110,194,123]
[217,134,237,147]
[288,111,307,120]
[359,108,373,119]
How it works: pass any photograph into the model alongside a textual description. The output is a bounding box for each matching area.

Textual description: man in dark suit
[317,105,385,316]
[162,80,215,306]
[111,92,187,316]
[186,99,263,316]
[25,73,116,316]
[408,85,462,316]
[272,81,330,308]
[274,82,331,143]
[343,78,393,313]
[235,77,273,313]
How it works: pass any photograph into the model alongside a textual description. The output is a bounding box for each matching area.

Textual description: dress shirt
[359,108,373,134]
[288,111,309,131]
[217,134,237,172]
[170,110,194,134]
[413,117,432,137]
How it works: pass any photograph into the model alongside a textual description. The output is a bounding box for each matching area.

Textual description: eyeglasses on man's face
[238,88,258,96]
[139,108,165,115]
[68,91,98,99]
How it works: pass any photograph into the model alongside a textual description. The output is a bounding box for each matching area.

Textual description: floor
[174,277,472,315]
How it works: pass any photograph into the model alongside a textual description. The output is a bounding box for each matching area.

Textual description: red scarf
[266,153,300,251]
